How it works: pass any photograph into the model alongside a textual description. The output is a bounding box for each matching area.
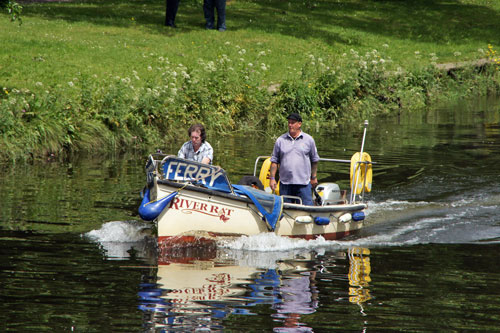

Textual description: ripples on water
[1,96,500,331]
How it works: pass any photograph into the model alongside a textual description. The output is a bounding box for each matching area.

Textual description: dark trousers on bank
[165,0,180,27]
[203,0,226,31]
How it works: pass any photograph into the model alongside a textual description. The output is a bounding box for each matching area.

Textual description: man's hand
[270,178,277,192]
[310,177,318,188]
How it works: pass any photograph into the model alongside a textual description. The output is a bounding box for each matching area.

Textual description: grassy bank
[1,0,500,162]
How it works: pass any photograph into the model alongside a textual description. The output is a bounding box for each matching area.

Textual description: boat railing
[282,195,303,205]
[252,155,373,204]
[253,155,271,177]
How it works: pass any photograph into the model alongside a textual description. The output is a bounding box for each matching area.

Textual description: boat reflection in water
[348,247,372,314]
[139,244,372,331]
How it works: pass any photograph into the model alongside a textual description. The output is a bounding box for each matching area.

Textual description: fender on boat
[314,216,330,225]
[138,188,177,221]
[352,211,365,221]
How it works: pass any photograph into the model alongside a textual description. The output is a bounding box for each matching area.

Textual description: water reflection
[139,245,372,332]
[348,247,372,315]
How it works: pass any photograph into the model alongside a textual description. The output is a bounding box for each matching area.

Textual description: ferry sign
[162,157,232,193]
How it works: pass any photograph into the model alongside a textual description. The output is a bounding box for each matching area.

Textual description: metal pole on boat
[351,120,369,204]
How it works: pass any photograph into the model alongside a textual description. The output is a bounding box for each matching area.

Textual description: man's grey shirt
[270,131,320,185]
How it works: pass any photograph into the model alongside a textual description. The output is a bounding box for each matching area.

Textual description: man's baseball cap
[287,112,302,122]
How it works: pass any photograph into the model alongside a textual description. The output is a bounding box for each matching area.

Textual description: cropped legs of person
[203,0,226,31]
[165,0,180,27]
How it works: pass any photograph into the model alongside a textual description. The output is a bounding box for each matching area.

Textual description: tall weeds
[1,46,499,162]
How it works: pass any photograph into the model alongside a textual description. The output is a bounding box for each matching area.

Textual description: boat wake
[84,188,500,260]
[84,221,156,260]
[357,193,500,246]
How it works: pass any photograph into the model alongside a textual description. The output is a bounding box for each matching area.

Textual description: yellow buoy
[350,152,373,194]
[259,157,279,195]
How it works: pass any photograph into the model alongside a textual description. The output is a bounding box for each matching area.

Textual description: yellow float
[258,157,279,195]
[350,152,372,195]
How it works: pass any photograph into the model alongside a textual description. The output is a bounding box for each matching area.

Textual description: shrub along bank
[1,45,499,163]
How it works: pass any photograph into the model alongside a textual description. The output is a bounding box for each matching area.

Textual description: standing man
[165,0,180,28]
[177,123,214,164]
[203,0,226,31]
[269,113,320,206]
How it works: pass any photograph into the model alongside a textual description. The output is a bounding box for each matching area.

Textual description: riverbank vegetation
[1,0,500,162]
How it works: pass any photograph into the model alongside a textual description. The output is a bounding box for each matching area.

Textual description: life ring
[350,152,372,194]
[258,157,280,195]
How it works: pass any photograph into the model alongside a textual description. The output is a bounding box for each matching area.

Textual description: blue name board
[162,157,232,193]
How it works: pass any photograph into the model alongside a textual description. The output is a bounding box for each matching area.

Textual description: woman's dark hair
[188,123,206,142]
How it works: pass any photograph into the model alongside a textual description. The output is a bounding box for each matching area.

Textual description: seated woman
[177,123,213,164]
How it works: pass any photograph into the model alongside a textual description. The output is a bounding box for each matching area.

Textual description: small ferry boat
[138,122,373,246]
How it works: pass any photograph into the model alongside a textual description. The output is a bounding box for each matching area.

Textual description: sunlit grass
[2,0,499,92]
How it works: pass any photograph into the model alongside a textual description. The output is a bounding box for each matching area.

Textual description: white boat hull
[139,155,368,245]
[152,179,365,244]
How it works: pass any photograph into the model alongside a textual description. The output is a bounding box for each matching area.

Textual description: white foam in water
[218,232,343,252]
[365,199,431,214]
[85,221,150,242]
[84,221,153,259]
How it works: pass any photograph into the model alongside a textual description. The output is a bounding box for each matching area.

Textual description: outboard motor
[316,183,343,205]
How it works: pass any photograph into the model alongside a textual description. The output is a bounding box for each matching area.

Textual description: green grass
[1,0,500,162]
[2,0,499,91]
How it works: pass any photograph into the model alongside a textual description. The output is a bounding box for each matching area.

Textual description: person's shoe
[165,21,176,28]
[218,27,226,32]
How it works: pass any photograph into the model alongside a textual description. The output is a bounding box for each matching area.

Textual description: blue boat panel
[162,157,232,193]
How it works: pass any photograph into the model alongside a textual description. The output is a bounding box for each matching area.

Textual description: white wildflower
[206,61,216,72]
[68,81,74,87]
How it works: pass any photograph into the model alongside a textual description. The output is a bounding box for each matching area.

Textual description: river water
[1,96,500,332]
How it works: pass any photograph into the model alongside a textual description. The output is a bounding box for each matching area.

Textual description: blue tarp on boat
[232,184,283,231]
